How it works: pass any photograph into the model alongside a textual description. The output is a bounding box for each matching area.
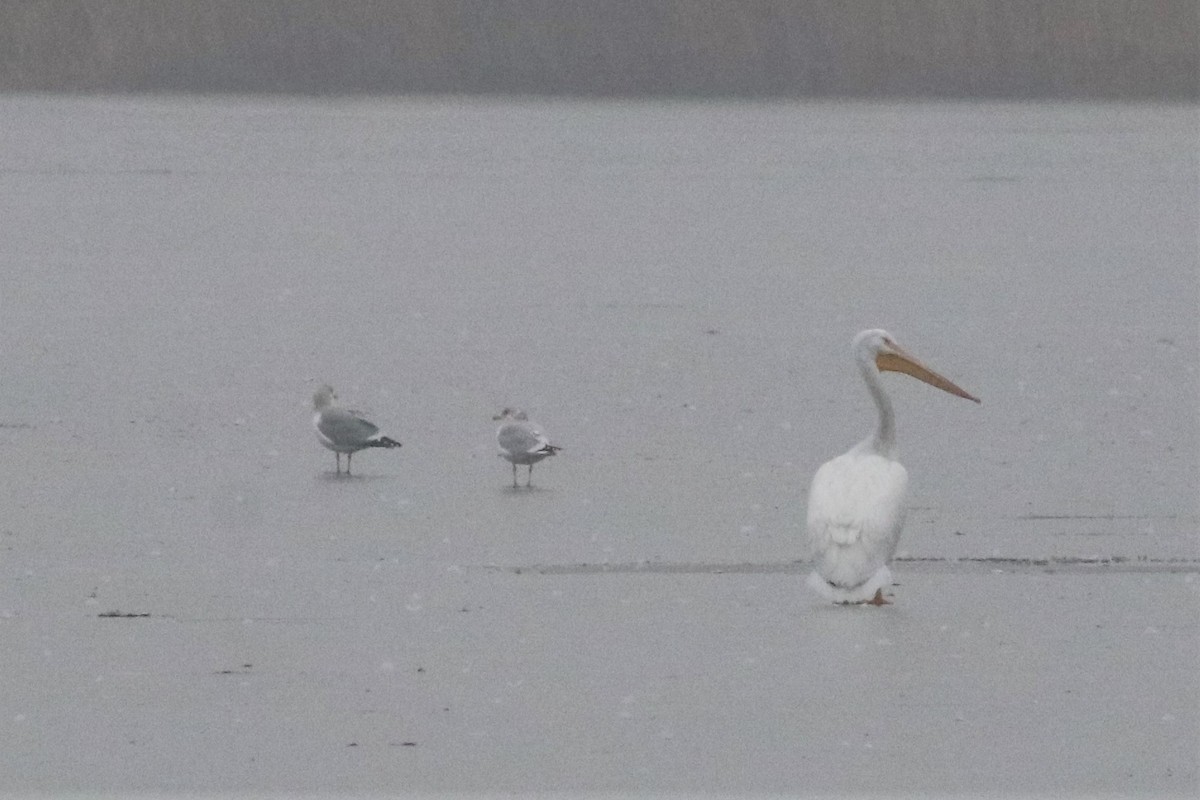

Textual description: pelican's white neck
[856,350,897,458]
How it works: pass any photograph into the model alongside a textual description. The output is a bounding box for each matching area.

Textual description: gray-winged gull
[493,407,561,488]
[312,384,401,475]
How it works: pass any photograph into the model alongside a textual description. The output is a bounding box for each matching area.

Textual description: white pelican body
[806,329,979,605]
[806,444,908,603]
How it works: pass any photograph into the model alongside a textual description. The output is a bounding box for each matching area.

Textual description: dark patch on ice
[965,175,1020,183]
[1018,513,1184,521]
[316,471,395,483]
[214,663,253,675]
[97,610,151,618]
[600,301,686,310]
[500,555,1200,576]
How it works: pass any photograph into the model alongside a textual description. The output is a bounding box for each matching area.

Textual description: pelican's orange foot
[865,588,892,606]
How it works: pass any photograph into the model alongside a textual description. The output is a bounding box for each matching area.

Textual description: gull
[494,408,561,488]
[312,384,401,475]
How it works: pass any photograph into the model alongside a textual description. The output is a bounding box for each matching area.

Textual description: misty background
[1,0,1196,98]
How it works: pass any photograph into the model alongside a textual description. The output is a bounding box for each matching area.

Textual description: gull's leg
[336,453,342,474]
[512,462,518,489]
[526,464,534,487]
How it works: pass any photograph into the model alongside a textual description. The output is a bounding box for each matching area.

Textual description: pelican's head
[854,329,980,403]
[313,384,337,410]
[493,407,529,421]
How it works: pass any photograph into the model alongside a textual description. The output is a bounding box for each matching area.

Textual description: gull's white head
[853,328,980,404]
[313,384,338,410]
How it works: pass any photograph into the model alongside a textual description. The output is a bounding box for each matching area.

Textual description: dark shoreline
[3,1,1196,99]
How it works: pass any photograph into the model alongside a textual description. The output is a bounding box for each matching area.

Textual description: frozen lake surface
[0,96,1196,795]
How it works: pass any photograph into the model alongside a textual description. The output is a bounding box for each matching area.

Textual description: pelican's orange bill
[877,347,980,403]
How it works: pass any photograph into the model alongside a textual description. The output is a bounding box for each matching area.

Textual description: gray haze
[0,95,1196,795]
[1,0,1196,98]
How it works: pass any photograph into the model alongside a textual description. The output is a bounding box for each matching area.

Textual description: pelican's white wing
[806,450,908,601]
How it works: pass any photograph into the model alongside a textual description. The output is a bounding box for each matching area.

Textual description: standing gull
[312,384,401,475]
[494,408,561,488]
[806,329,979,605]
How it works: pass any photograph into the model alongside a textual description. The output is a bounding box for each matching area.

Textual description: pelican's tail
[827,522,860,546]
[368,436,402,449]
[806,565,893,604]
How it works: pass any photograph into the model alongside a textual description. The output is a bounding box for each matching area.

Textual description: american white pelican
[312,384,402,475]
[806,329,979,605]
[494,408,561,488]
